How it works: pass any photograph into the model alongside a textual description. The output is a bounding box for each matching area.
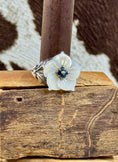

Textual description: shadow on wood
[6,156,118,162]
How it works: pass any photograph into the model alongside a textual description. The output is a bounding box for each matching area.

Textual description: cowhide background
[0,0,118,86]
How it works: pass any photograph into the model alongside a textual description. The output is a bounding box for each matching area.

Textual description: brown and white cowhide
[0,0,118,86]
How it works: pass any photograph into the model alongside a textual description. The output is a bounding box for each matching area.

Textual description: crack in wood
[87,88,117,157]
[63,110,78,130]
[58,91,78,156]
[58,91,65,153]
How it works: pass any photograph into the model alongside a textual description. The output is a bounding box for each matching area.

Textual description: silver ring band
[32,59,49,83]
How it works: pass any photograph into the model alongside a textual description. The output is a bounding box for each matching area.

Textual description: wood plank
[0,86,118,159]
[0,71,114,89]
[5,156,118,162]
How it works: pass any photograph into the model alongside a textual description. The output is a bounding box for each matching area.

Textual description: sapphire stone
[56,67,68,79]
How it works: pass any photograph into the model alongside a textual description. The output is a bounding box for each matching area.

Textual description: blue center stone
[56,67,68,79]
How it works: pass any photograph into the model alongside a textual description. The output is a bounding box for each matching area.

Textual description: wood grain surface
[0,71,118,160]
[0,87,118,159]
[0,71,114,89]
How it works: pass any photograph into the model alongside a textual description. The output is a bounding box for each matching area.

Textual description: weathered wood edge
[0,156,116,162]
[0,156,117,162]
[0,71,115,89]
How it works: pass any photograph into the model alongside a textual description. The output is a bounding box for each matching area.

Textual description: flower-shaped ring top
[44,52,81,91]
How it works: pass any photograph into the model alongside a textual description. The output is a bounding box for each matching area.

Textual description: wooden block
[0,71,118,160]
[0,71,114,89]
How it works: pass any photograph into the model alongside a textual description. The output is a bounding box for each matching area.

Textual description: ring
[31,52,81,91]
[32,59,49,83]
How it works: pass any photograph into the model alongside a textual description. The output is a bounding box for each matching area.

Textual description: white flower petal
[47,73,59,91]
[67,60,81,81]
[44,60,58,77]
[53,52,72,69]
[43,52,81,91]
[58,79,76,91]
